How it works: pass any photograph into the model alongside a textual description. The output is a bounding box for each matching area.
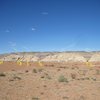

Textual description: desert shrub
[79,95,85,100]
[46,75,51,79]
[25,70,29,73]
[41,76,45,78]
[33,69,37,73]
[44,73,52,79]
[38,68,43,72]
[96,69,100,75]
[58,75,68,82]
[91,77,96,81]
[62,96,69,99]
[71,73,77,79]
[32,97,39,100]
[0,72,6,77]
[9,79,14,81]
[33,68,43,73]
[41,74,51,80]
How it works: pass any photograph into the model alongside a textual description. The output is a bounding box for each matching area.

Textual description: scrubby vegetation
[58,75,68,82]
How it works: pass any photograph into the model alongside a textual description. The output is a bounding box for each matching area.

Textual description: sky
[0,0,100,53]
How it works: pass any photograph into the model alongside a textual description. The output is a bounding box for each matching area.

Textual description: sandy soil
[0,62,100,100]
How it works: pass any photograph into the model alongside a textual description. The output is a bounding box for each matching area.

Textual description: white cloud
[84,48,94,52]
[9,42,16,47]
[58,42,78,51]
[5,30,10,33]
[31,27,36,31]
[23,46,30,51]
[8,42,17,52]
[41,12,48,15]
[67,43,76,49]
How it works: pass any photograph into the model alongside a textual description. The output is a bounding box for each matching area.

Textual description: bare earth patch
[0,62,100,100]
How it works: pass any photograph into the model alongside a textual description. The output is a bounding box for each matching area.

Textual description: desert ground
[0,52,100,100]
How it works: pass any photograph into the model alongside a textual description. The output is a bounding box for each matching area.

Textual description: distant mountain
[0,51,100,62]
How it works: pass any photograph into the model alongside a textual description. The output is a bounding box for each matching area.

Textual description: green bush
[58,75,68,82]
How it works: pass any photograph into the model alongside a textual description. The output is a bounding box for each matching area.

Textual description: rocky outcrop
[90,53,100,62]
[41,53,86,62]
[0,52,100,62]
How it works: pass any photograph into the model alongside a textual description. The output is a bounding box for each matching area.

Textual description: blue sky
[0,0,100,53]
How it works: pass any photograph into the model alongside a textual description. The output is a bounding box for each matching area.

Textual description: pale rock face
[22,54,39,61]
[31,56,39,61]
[0,54,21,61]
[1,52,100,62]
[0,54,39,62]
[20,55,32,61]
[41,53,86,62]
[90,53,100,62]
